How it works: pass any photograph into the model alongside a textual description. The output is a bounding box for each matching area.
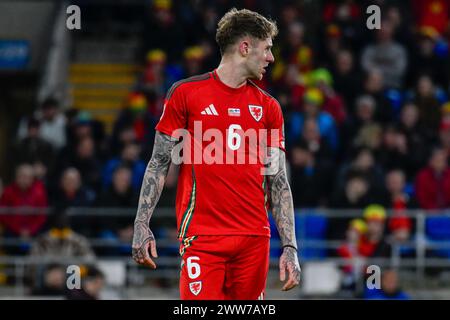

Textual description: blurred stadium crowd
[2,0,450,299]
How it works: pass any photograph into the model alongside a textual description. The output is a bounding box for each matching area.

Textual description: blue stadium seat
[268,214,282,258]
[425,216,450,258]
[295,209,328,260]
[268,210,329,260]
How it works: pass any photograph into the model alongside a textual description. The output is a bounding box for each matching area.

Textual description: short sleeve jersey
[156,70,285,239]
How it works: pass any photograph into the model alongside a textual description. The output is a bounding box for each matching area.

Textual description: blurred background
[1,0,450,299]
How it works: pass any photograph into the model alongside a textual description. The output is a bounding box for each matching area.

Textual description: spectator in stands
[283,21,314,74]
[182,46,206,78]
[398,103,429,179]
[408,27,449,88]
[364,268,410,300]
[378,124,410,172]
[333,171,371,210]
[31,264,66,297]
[328,172,372,239]
[352,121,383,155]
[110,124,137,158]
[0,164,48,240]
[413,74,446,139]
[337,219,368,290]
[298,118,335,165]
[361,20,408,89]
[157,164,178,207]
[322,0,362,39]
[289,142,330,208]
[332,49,361,110]
[382,169,415,243]
[440,116,450,161]
[318,24,345,70]
[361,69,394,124]
[97,165,137,255]
[335,147,384,197]
[110,102,158,161]
[13,118,55,178]
[359,205,392,258]
[288,87,339,150]
[142,0,186,62]
[310,68,347,126]
[64,111,107,161]
[341,95,380,155]
[271,20,313,91]
[52,168,95,212]
[383,169,416,208]
[102,141,146,192]
[29,213,95,261]
[384,4,414,48]
[57,136,102,193]
[39,97,67,150]
[412,0,449,35]
[140,49,175,100]
[98,165,137,208]
[66,265,105,300]
[415,147,450,209]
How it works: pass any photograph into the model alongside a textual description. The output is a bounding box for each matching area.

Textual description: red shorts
[179,235,270,300]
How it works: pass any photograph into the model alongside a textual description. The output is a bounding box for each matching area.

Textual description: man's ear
[238,40,250,57]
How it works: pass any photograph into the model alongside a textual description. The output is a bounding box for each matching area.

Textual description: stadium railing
[1,207,450,298]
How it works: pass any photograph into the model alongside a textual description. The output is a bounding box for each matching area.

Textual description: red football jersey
[156,70,285,239]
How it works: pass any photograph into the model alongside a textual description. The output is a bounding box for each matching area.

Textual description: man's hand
[131,132,176,269]
[279,246,301,291]
[132,224,158,269]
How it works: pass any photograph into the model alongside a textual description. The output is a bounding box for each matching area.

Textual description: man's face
[303,119,320,141]
[77,138,94,159]
[400,104,418,128]
[430,149,448,172]
[42,106,57,120]
[365,71,383,92]
[247,37,274,80]
[367,219,385,237]
[382,270,399,294]
[386,170,405,194]
[61,169,81,194]
[336,51,353,73]
[113,168,132,194]
[16,165,34,191]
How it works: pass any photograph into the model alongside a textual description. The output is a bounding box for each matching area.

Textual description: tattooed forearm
[132,132,176,252]
[267,148,297,249]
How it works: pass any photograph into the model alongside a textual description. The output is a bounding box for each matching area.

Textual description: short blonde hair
[216,8,278,55]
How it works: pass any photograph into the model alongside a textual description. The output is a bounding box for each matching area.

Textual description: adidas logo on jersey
[201,104,219,116]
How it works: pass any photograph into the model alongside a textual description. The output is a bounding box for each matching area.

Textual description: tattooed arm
[266,147,301,291]
[132,131,176,269]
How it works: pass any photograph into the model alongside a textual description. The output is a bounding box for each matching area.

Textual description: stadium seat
[295,210,328,260]
[425,216,450,258]
[268,210,329,260]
